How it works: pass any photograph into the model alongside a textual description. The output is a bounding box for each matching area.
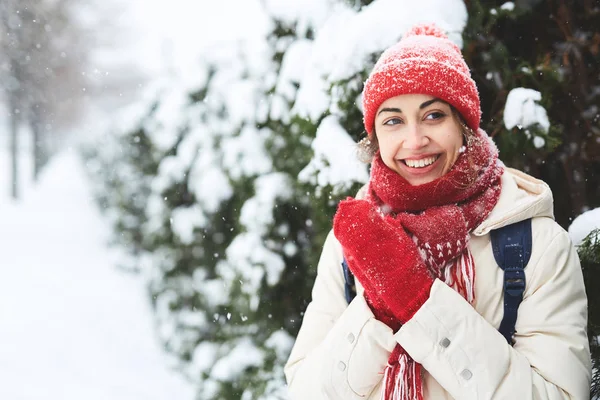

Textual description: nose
[403,124,429,150]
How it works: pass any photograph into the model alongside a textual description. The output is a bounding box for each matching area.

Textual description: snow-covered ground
[0,148,193,400]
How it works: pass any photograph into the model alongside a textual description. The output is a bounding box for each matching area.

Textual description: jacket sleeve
[395,228,591,399]
[284,230,397,399]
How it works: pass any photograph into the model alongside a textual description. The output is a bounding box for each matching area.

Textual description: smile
[402,155,440,168]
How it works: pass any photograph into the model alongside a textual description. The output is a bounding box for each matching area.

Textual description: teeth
[405,156,438,168]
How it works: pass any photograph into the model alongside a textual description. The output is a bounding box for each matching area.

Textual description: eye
[383,117,403,126]
[424,111,446,121]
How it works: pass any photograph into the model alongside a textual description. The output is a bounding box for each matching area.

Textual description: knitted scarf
[364,129,503,400]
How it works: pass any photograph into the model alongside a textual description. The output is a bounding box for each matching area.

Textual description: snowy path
[0,150,193,400]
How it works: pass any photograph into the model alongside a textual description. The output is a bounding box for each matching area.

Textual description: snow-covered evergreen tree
[464,0,600,227]
[577,228,600,397]
[83,91,166,271]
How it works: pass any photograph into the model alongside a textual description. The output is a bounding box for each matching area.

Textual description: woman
[284,24,591,399]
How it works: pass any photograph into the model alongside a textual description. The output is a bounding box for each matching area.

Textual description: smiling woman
[285,23,591,400]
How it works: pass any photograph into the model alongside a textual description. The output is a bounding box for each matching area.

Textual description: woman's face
[374,94,464,186]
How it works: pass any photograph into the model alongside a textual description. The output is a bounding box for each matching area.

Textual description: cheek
[375,137,398,169]
[377,137,395,160]
[442,132,464,167]
[377,133,397,151]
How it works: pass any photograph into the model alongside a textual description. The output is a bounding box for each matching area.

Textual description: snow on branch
[504,87,550,148]
[299,115,368,193]
[569,208,600,246]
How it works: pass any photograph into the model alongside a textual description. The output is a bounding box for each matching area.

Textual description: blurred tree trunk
[1,5,24,200]
[31,105,47,182]
[1,2,25,199]
[9,95,19,199]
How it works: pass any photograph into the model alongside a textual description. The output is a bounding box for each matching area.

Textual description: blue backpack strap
[490,219,532,345]
[342,257,356,304]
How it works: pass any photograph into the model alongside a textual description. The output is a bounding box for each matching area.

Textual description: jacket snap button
[347,333,355,344]
[460,369,473,380]
[440,338,451,348]
[338,361,347,371]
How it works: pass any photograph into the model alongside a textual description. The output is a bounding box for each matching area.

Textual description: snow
[240,173,292,235]
[192,274,228,308]
[222,126,273,181]
[217,79,267,127]
[263,0,335,36]
[276,39,314,101]
[533,136,546,149]
[187,139,234,218]
[569,207,600,246]
[265,330,295,361]
[190,341,219,377]
[144,87,190,152]
[504,88,550,136]
[299,115,369,192]
[292,0,467,121]
[185,0,272,70]
[0,149,193,400]
[500,2,515,11]
[223,232,286,299]
[193,166,233,214]
[291,4,357,121]
[88,0,269,83]
[210,338,264,382]
[171,205,207,245]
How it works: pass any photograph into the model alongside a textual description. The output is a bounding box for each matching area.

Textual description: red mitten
[358,273,402,332]
[333,198,434,325]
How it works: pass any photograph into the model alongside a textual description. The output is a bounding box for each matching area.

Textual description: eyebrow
[377,98,444,116]
[420,98,443,109]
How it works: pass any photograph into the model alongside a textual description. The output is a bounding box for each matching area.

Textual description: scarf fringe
[382,351,423,400]
[460,250,476,303]
[443,248,475,303]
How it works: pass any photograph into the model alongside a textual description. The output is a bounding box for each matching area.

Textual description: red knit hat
[362,23,481,136]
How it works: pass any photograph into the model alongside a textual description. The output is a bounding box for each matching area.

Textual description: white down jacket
[285,168,591,399]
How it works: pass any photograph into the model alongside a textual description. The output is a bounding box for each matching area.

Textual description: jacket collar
[472,166,554,236]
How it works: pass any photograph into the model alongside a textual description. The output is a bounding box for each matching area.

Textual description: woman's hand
[333,198,434,326]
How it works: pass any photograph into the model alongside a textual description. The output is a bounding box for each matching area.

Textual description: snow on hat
[362,23,481,136]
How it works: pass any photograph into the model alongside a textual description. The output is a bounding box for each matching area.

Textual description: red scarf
[365,129,503,399]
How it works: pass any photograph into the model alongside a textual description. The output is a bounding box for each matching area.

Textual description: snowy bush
[504,87,550,149]
[570,208,600,246]
[577,228,600,398]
